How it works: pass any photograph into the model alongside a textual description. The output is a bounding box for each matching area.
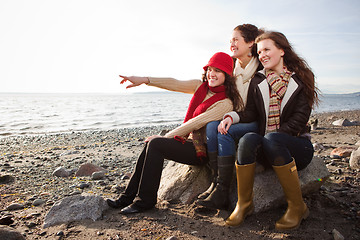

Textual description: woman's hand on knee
[218,117,232,135]
[145,135,162,142]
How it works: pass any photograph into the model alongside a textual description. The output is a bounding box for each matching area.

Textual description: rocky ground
[0,110,359,240]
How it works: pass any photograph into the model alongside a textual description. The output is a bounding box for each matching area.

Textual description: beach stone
[166,237,179,240]
[60,150,80,156]
[0,225,25,240]
[6,203,24,211]
[349,147,360,169]
[158,156,330,213]
[332,118,357,126]
[121,172,131,180]
[75,163,107,177]
[32,199,45,206]
[79,183,90,189]
[43,194,108,228]
[0,175,15,184]
[313,142,325,151]
[0,215,14,225]
[330,146,357,159]
[332,229,345,240]
[309,118,318,130]
[92,171,105,180]
[52,167,70,177]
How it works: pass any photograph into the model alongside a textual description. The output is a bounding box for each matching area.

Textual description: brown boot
[225,162,255,227]
[273,159,309,230]
[198,152,218,200]
[197,155,234,210]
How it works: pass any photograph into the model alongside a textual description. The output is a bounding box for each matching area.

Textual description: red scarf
[184,82,226,123]
[175,81,226,161]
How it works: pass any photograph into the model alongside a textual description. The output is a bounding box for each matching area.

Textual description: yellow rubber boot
[273,160,309,230]
[225,162,255,227]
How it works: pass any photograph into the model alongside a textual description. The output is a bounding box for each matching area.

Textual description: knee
[237,133,261,165]
[263,133,282,151]
[237,132,262,154]
[147,136,163,150]
[239,132,260,146]
[206,121,220,133]
[264,132,280,142]
[206,121,220,139]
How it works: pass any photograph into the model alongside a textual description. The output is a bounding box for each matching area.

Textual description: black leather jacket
[236,70,312,136]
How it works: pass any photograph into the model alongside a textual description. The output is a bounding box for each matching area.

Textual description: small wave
[42,114,60,118]
[104,112,116,117]
[0,132,12,136]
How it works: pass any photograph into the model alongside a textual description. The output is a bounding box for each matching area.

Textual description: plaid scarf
[266,68,292,132]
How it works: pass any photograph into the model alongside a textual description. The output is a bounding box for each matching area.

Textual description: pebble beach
[0,111,359,240]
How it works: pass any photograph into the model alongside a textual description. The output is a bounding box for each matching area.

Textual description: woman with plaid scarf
[220,31,320,230]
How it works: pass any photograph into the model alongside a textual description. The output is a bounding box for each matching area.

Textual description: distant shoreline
[1,110,359,142]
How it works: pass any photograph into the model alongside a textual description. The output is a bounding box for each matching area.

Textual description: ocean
[1,92,359,137]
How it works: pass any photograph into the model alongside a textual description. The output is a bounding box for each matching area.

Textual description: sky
[0,0,359,94]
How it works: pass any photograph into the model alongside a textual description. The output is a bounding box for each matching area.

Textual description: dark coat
[237,69,312,136]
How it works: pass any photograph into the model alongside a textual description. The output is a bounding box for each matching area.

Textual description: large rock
[75,163,107,177]
[158,156,330,213]
[52,167,70,177]
[330,146,357,159]
[0,225,25,240]
[43,195,108,228]
[350,147,360,169]
[332,118,359,126]
[158,161,210,204]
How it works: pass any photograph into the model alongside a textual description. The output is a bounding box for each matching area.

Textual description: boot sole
[275,208,310,231]
[225,207,254,228]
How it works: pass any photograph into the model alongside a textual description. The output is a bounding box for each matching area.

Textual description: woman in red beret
[107,52,241,214]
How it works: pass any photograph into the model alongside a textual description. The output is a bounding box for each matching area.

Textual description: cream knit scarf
[234,57,259,107]
[266,67,292,132]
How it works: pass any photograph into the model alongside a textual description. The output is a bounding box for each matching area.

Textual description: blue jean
[206,121,258,157]
[237,132,314,170]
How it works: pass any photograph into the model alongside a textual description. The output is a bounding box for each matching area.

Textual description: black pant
[119,137,206,209]
[237,132,313,170]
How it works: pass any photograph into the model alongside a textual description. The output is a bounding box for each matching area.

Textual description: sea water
[0,92,359,137]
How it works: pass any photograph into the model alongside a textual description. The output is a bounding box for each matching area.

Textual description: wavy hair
[255,31,320,108]
[202,71,243,111]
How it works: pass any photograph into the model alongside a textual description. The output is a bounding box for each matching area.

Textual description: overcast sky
[1,0,359,94]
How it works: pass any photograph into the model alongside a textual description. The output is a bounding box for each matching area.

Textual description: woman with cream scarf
[197,24,264,210]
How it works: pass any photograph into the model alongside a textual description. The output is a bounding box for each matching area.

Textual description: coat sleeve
[236,79,260,123]
[278,89,312,136]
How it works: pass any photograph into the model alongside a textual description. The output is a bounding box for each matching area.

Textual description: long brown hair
[202,71,243,111]
[255,31,320,108]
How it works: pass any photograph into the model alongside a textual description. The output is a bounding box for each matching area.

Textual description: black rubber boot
[197,155,234,210]
[197,152,218,200]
